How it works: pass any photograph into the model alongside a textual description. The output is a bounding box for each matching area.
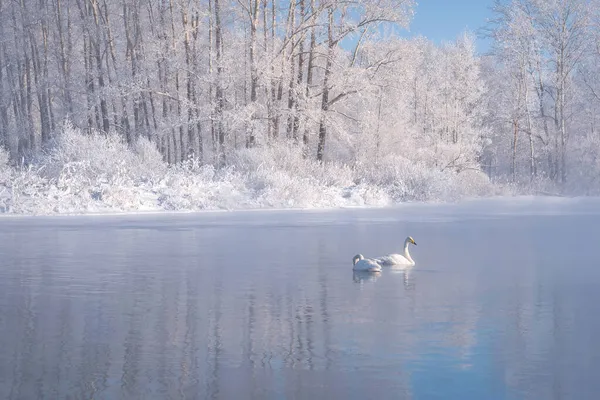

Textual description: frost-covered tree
[8,0,600,213]
[486,0,595,191]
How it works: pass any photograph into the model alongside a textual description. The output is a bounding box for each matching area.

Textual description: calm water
[1,198,600,399]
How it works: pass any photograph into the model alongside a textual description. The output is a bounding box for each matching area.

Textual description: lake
[1,197,599,399]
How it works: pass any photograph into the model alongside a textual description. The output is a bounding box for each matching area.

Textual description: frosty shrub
[564,134,600,195]
[8,166,52,214]
[29,123,169,211]
[0,146,10,183]
[231,145,328,207]
[503,175,558,197]
[354,154,499,202]
[156,161,252,210]
[42,123,136,187]
[355,155,447,201]
[133,136,167,182]
[0,123,504,215]
[451,169,497,199]
[0,147,12,212]
[229,143,385,208]
[528,176,561,196]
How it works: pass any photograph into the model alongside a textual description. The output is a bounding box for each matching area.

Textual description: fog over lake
[1,198,599,399]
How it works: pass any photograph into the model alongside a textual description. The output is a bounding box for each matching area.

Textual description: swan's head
[352,254,364,265]
[406,236,417,246]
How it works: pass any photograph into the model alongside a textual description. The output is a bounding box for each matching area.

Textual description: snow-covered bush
[0,147,12,212]
[42,122,135,183]
[0,146,10,183]
[230,143,386,208]
[156,163,252,210]
[133,136,167,182]
[353,154,498,202]
[355,155,446,201]
[0,123,503,215]
[9,166,52,214]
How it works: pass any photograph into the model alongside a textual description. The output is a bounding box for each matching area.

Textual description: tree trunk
[512,119,518,182]
[285,0,296,139]
[182,7,197,158]
[524,77,535,180]
[263,0,273,141]
[269,0,278,140]
[93,8,109,133]
[0,40,7,148]
[215,0,226,166]
[302,0,315,155]
[54,0,74,114]
[559,74,567,186]
[191,11,203,161]
[316,8,333,162]
[247,0,259,148]
[209,0,217,161]
[292,0,305,143]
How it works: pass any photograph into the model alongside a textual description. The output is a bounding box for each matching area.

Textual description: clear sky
[407,0,496,54]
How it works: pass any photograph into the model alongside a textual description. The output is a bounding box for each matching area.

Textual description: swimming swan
[352,254,383,272]
[375,236,417,266]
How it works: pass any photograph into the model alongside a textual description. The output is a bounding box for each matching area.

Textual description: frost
[0,125,513,215]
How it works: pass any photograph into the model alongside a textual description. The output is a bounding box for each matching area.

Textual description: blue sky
[407,0,495,54]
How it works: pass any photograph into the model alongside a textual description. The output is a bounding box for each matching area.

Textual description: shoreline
[0,195,595,220]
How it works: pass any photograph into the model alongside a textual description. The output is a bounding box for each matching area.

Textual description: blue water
[0,198,599,399]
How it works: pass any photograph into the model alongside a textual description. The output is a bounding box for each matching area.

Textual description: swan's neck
[403,240,414,263]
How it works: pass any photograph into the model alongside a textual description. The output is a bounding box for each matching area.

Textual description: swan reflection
[388,267,416,290]
[353,270,382,283]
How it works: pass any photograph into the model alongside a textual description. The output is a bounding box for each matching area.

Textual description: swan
[375,236,417,266]
[352,254,382,272]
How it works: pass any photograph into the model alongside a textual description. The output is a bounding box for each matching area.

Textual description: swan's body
[375,236,417,267]
[352,254,382,272]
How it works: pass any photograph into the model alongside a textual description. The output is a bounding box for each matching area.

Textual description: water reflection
[387,266,416,290]
[0,209,600,399]
[402,269,415,291]
[352,270,382,283]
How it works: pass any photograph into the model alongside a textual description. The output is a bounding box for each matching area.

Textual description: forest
[0,0,599,213]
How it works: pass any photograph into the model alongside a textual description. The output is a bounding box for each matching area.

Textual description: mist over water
[1,198,599,399]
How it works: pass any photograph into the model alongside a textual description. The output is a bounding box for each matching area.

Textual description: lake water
[1,197,600,399]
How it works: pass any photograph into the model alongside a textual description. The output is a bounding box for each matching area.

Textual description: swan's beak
[413,241,417,245]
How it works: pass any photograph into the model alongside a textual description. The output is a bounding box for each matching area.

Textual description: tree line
[1,0,600,194]
[484,0,600,192]
[0,0,414,164]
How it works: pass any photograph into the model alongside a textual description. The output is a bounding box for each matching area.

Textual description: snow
[0,124,516,216]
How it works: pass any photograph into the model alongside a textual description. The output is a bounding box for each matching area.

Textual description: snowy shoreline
[0,126,508,216]
[0,195,595,220]
[0,126,580,217]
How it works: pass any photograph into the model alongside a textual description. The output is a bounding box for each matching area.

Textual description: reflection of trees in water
[243,290,256,370]
[5,217,600,399]
[13,257,37,400]
[120,276,145,398]
[178,253,201,397]
[79,289,112,398]
[155,257,172,398]
[502,271,570,398]
[56,294,73,397]
[205,275,223,400]
[2,221,423,398]
[318,239,332,371]
[0,228,429,399]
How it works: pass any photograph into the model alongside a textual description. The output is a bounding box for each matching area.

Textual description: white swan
[375,236,417,266]
[352,254,383,272]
